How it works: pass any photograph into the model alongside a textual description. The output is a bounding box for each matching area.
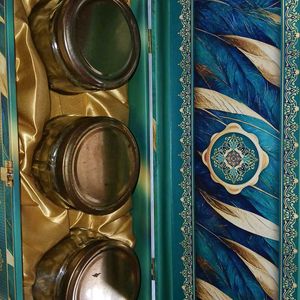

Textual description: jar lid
[53,0,140,90]
[60,240,140,300]
[57,117,140,214]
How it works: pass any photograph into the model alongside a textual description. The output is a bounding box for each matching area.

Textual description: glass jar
[32,115,140,215]
[33,228,140,300]
[29,0,140,93]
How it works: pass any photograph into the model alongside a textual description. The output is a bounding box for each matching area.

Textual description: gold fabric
[14,1,134,299]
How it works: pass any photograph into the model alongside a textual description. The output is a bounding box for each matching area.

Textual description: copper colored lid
[58,117,140,214]
[52,0,140,90]
[60,240,140,300]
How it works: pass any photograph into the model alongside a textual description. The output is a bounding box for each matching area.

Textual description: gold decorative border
[281,1,300,299]
[178,0,194,299]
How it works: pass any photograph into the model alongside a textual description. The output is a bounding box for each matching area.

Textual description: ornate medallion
[202,123,269,194]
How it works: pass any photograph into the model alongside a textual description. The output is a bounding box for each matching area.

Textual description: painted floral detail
[211,134,259,184]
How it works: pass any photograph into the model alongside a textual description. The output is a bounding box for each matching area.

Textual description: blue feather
[194,32,280,128]
[195,192,279,264]
[195,158,279,225]
[195,0,280,47]
[195,227,271,300]
[195,0,280,9]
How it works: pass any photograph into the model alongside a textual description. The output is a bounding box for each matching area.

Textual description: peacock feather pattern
[194,0,280,299]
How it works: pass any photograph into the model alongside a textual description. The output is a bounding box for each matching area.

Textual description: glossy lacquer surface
[151,0,194,299]
[194,1,281,299]
[3,0,192,299]
[130,0,194,299]
[0,0,22,300]
[194,0,300,300]
[6,0,300,299]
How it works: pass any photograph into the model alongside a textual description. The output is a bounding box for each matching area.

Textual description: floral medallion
[202,123,269,194]
[211,133,259,184]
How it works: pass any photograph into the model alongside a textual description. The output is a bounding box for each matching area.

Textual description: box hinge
[148,29,152,53]
[0,160,13,187]
[151,257,156,280]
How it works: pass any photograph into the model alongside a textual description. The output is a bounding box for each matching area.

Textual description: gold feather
[258,9,280,25]
[195,64,218,79]
[222,238,278,300]
[194,88,277,131]
[199,190,279,241]
[197,256,218,276]
[222,35,280,87]
[196,279,232,300]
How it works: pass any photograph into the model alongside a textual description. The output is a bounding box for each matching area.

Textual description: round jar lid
[61,240,140,300]
[58,117,139,214]
[53,0,140,90]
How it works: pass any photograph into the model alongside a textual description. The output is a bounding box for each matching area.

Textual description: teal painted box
[0,0,193,299]
[5,0,300,300]
[193,1,300,300]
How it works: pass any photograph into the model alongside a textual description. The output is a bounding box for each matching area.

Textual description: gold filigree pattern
[282,1,300,299]
[202,123,269,194]
[178,0,194,299]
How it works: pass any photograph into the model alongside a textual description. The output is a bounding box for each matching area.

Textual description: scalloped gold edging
[178,0,194,299]
[282,1,300,299]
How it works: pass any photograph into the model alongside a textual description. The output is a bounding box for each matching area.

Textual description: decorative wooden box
[1,0,299,300]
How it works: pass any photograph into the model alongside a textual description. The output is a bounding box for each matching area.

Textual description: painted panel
[194,1,280,299]
[0,0,22,299]
[152,0,194,299]
[281,1,300,299]
[0,3,10,299]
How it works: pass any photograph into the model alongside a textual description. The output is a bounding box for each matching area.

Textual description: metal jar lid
[59,240,140,300]
[55,117,140,214]
[52,0,141,91]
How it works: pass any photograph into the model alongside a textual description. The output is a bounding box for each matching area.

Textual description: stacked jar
[33,228,140,300]
[29,0,141,299]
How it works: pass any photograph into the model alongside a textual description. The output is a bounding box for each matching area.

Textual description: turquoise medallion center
[210,133,259,185]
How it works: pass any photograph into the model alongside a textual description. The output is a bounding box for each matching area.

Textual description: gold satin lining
[15,1,134,299]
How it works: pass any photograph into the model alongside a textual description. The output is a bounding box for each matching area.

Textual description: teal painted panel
[0,179,8,300]
[0,3,9,298]
[131,1,194,299]
[5,224,13,255]
[0,0,23,299]
[5,187,12,227]
[0,3,4,17]
[152,0,194,299]
[129,0,152,299]
[281,1,300,300]
[8,265,15,300]
[0,12,4,54]
[1,95,9,160]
